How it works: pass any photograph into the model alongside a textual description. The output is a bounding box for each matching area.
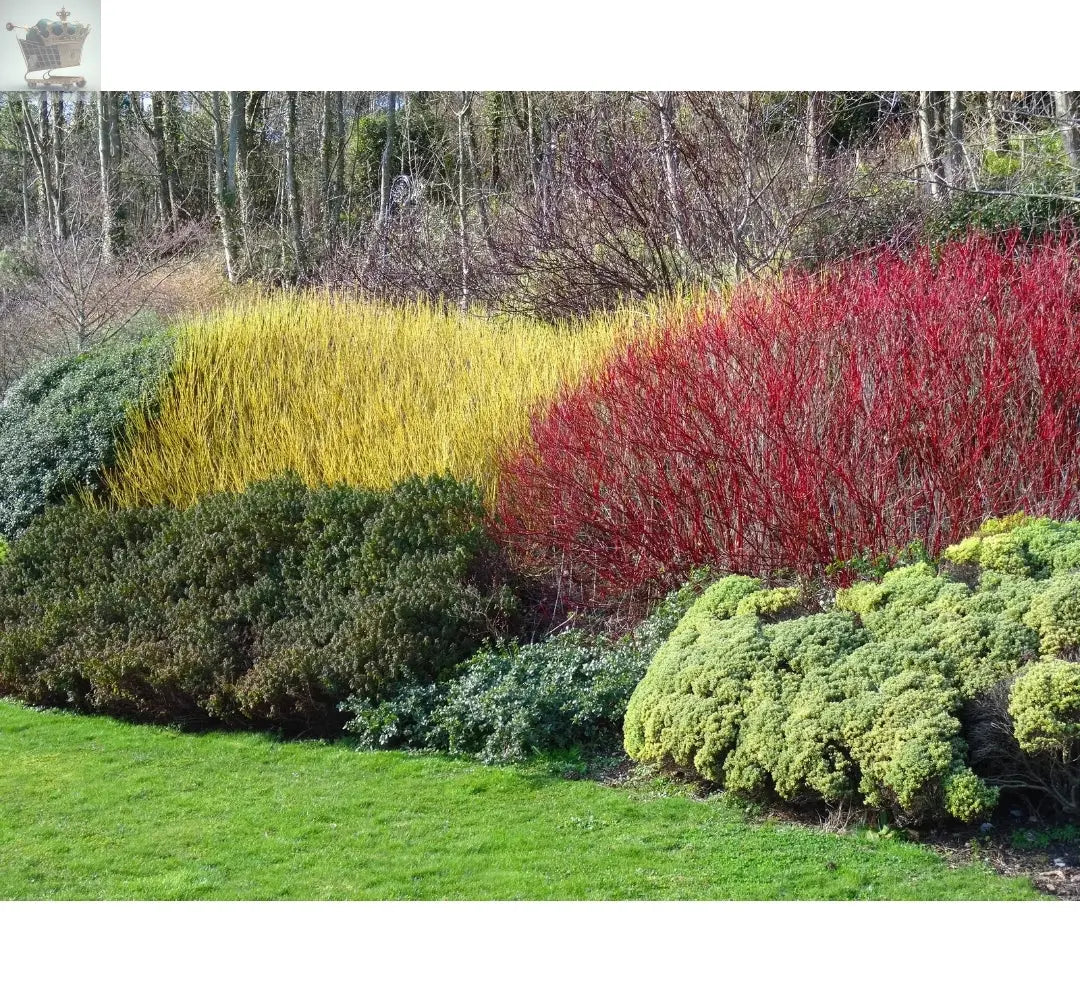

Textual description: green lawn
[0,701,1038,900]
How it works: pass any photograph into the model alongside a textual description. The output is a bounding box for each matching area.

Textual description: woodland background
[1,90,1079,383]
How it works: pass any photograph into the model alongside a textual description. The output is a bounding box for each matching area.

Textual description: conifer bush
[624,515,1080,822]
[0,475,517,733]
[498,235,1080,609]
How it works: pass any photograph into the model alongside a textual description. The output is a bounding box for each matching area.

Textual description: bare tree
[227,91,254,272]
[96,91,121,257]
[378,91,398,224]
[456,92,471,310]
[946,91,965,188]
[130,92,176,227]
[918,90,947,198]
[17,94,63,241]
[283,91,304,277]
[208,92,240,282]
[655,91,687,258]
[1055,92,1080,192]
[805,91,825,185]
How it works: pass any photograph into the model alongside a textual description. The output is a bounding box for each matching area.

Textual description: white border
[0,901,1075,1004]
[99,0,1080,90]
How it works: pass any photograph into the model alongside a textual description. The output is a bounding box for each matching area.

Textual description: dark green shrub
[625,516,1080,823]
[927,190,1078,246]
[345,572,710,761]
[0,333,174,538]
[0,474,517,734]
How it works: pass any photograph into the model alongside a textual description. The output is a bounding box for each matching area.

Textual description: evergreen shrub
[0,333,173,538]
[345,572,710,762]
[624,516,1080,822]
[0,474,516,734]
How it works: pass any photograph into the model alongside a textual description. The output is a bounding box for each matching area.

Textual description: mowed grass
[0,702,1038,900]
[104,295,645,510]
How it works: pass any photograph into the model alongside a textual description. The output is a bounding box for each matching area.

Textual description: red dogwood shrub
[496,234,1080,608]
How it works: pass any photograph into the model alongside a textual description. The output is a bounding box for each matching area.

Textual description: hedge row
[345,572,709,763]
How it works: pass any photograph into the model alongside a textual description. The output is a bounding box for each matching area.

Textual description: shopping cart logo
[6,6,91,88]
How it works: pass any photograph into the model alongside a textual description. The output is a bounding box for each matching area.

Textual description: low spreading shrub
[497,235,1080,609]
[345,573,709,762]
[0,474,517,734]
[0,332,173,538]
[624,516,1080,823]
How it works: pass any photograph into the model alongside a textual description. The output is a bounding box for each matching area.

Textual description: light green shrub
[1024,574,1080,657]
[943,766,1000,823]
[1009,659,1080,755]
[734,585,803,619]
[842,647,969,818]
[725,612,868,802]
[623,596,768,782]
[626,515,1080,822]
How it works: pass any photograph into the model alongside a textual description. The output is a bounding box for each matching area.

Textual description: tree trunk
[656,91,686,258]
[49,91,67,240]
[535,97,554,230]
[379,91,398,223]
[163,92,184,218]
[945,91,965,188]
[21,146,31,238]
[210,92,240,283]
[150,92,175,226]
[525,91,539,198]
[228,92,253,271]
[16,97,49,233]
[805,91,824,185]
[1054,92,1080,192]
[34,94,59,238]
[71,91,86,136]
[283,91,304,278]
[320,92,334,249]
[97,92,118,258]
[334,91,346,228]
[918,91,946,198]
[489,92,503,190]
[456,93,471,312]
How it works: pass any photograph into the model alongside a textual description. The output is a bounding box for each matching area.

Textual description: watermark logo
[4,2,98,89]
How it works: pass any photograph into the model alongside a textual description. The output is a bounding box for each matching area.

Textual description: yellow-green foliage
[943,513,1080,576]
[622,611,767,783]
[625,578,977,821]
[1023,574,1080,657]
[734,585,803,619]
[104,294,654,509]
[626,515,1080,822]
[1009,659,1080,755]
